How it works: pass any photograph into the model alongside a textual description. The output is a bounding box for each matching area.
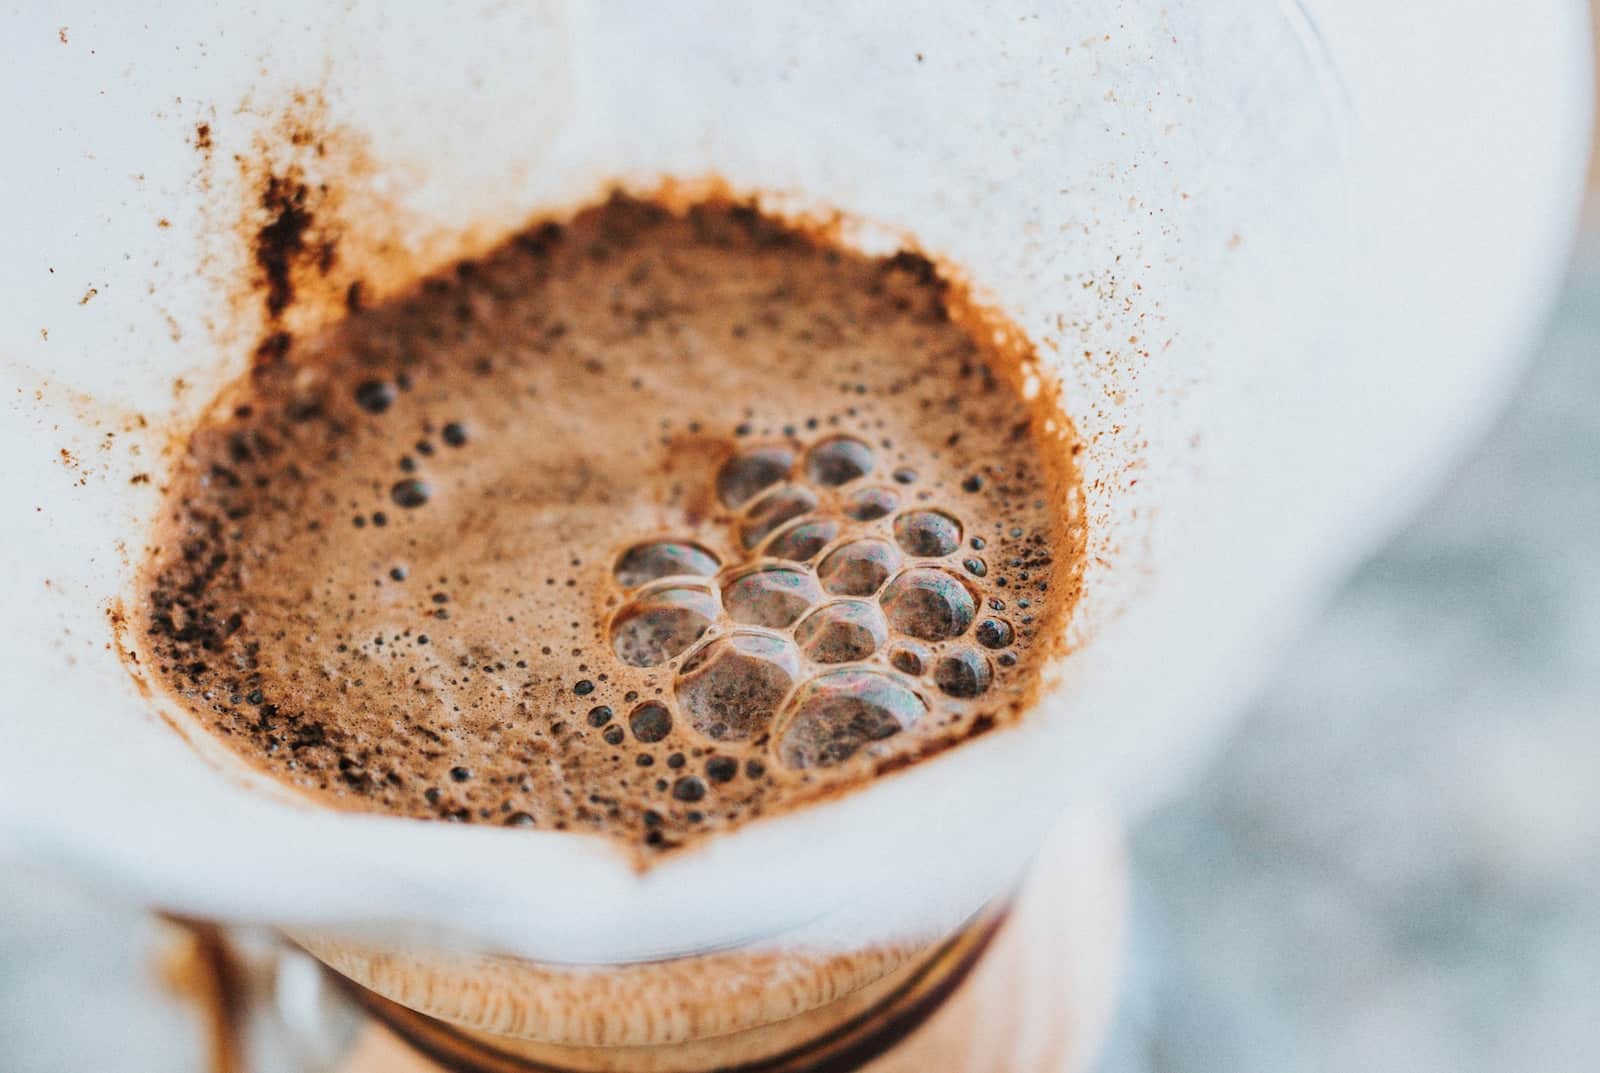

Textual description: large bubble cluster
[603,434,1022,777]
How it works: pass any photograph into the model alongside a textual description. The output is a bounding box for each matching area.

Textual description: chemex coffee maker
[0,2,1586,1071]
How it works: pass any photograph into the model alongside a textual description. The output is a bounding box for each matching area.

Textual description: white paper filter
[0,1,1588,964]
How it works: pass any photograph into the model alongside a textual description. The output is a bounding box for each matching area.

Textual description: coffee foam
[137,195,1083,854]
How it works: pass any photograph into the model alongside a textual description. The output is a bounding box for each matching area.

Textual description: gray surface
[1116,236,1600,1072]
[3,243,1597,1072]
[0,864,195,1073]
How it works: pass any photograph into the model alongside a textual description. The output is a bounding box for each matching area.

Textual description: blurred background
[1102,214,1600,1072]
[3,44,1597,1073]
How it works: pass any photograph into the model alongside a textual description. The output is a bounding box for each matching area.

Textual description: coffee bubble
[716,446,794,508]
[974,618,1014,649]
[740,484,820,548]
[390,478,431,509]
[721,564,822,629]
[354,379,397,414]
[794,600,888,663]
[804,435,874,486]
[614,540,721,589]
[880,568,976,641]
[893,510,962,557]
[777,669,926,769]
[887,640,929,677]
[609,582,718,667]
[628,701,673,743]
[817,538,902,597]
[671,775,707,802]
[842,486,900,521]
[763,517,840,562]
[675,630,800,741]
[934,648,992,698]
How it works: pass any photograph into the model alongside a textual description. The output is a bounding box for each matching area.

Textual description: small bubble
[880,568,976,641]
[614,540,720,588]
[961,475,984,493]
[975,618,1014,649]
[722,565,823,629]
[672,775,707,802]
[667,752,686,769]
[574,679,595,696]
[391,478,431,509]
[893,510,962,557]
[777,668,926,769]
[371,511,388,527]
[450,766,472,782]
[629,701,673,743]
[636,753,654,767]
[764,517,840,562]
[997,652,1018,668]
[706,756,738,782]
[609,582,718,667]
[354,380,396,414]
[843,486,900,521]
[970,537,986,550]
[963,557,988,577]
[740,484,820,548]
[675,631,799,741]
[441,421,468,446]
[817,538,902,596]
[389,566,408,581]
[794,600,887,663]
[603,725,625,746]
[934,648,992,697]
[504,812,536,827]
[587,705,614,727]
[804,436,874,486]
[888,641,929,676]
[745,758,767,778]
[716,446,794,508]
[892,467,917,484]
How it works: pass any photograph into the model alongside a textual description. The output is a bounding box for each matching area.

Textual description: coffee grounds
[139,195,1082,853]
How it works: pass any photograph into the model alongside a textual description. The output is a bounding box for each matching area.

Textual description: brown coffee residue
[136,194,1085,857]
[233,95,351,354]
[254,172,335,320]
